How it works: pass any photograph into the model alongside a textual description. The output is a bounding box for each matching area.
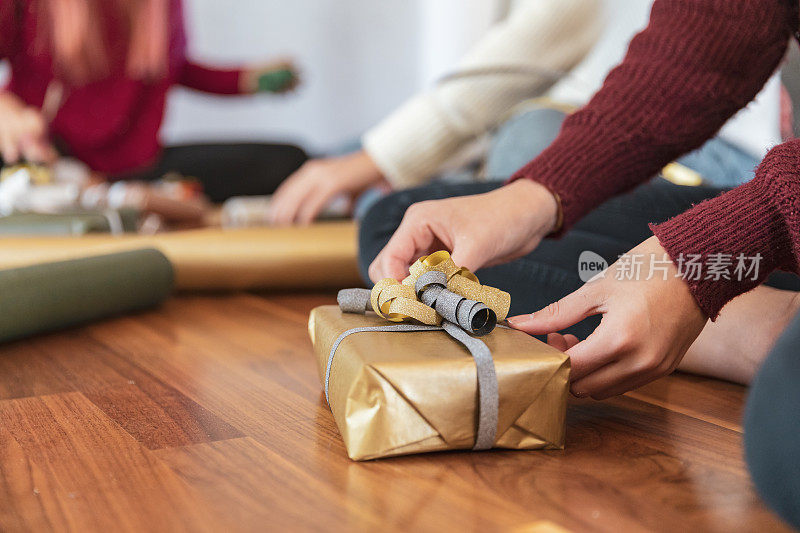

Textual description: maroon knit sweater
[509,0,800,319]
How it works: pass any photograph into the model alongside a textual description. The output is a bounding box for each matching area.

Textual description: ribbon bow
[368,251,510,330]
[328,251,511,451]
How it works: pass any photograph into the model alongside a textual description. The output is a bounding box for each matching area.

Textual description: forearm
[179,62,243,95]
[510,0,795,234]
[652,140,800,319]
[364,0,602,189]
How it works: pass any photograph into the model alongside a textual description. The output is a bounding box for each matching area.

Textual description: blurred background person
[0,0,304,203]
[268,0,603,225]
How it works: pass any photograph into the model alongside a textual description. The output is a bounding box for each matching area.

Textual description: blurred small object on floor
[0,159,211,235]
[221,194,350,229]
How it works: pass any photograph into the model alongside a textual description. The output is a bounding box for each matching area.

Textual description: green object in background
[0,249,174,343]
[0,210,140,235]
[257,69,295,93]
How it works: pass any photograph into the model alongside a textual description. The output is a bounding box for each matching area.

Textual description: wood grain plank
[155,438,384,532]
[626,373,746,432]
[0,333,124,401]
[0,325,243,450]
[0,424,71,531]
[0,392,222,532]
[75,340,244,450]
[81,382,244,450]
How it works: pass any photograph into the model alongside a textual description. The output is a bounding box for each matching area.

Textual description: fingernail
[506,313,534,327]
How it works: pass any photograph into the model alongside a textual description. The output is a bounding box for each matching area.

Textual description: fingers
[368,229,421,282]
[566,312,677,398]
[269,180,308,226]
[546,333,580,352]
[296,185,337,225]
[271,158,363,225]
[570,354,673,400]
[0,128,19,164]
[450,240,486,274]
[563,334,580,348]
[0,107,51,165]
[369,204,438,282]
[507,285,603,336]
[18,110,53,164]
[20,136,56,165]
[270,163,331,226]
[564,316,628,381]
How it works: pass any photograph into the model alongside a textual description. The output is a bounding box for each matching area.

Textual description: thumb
[507,286,601,335]
[450,239,486,273]
[370,223,430,282]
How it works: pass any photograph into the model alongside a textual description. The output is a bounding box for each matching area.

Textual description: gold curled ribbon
[370,278,441,325]
[370,251,511,324]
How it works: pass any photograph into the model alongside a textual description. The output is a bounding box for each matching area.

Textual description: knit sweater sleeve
[179,62,243,95]
[651,140,800,319]
[362,0,603,189]
[0,0,19,59]
[508,0,796,233]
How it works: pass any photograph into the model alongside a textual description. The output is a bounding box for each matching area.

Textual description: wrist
[505,179,560,237]
[239,70,257,94]
[348,150,385,185]
[0,90,24,110]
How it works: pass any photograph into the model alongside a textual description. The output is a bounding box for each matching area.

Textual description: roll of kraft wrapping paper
[0,223,360,291]
[0,249,174,343]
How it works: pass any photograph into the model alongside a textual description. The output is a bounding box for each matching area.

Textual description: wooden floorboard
[0,293,790,532]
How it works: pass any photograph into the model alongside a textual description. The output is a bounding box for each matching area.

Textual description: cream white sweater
[362,0,602,189]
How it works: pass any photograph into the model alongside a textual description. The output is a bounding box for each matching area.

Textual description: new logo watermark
[577,250,763,282]
[578,251,608,282]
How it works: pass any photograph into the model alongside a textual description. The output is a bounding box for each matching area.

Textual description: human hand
[368,179,558,282]
[0,92,57,165]
[269,150,387,226]
[241,60,301,94]
[507,236,708,399]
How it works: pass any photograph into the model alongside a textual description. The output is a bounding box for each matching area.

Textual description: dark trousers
[358,178,800,339]
[745,309,800,529]
[122,143,308,203]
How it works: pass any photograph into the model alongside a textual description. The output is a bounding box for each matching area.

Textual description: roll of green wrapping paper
[0,249,174,343]
[0,210,140,235]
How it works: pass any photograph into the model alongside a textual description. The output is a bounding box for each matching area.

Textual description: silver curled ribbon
[326,281,499,451]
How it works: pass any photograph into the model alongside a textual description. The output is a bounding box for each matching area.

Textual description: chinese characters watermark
[579,251,762,282]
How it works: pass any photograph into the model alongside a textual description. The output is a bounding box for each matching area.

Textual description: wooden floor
[0,293,790,532]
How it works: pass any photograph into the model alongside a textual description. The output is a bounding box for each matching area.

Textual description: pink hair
[44,0,169,84]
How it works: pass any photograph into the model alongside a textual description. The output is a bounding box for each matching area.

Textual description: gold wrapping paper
[0,222,360,291]
[309,305,570,460]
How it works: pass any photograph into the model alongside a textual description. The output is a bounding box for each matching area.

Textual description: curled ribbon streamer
[402,251,511,321]
[415,271,496,336]
[370,278,440,325]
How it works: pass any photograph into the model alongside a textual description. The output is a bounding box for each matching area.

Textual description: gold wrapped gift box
[309,305,570,461]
